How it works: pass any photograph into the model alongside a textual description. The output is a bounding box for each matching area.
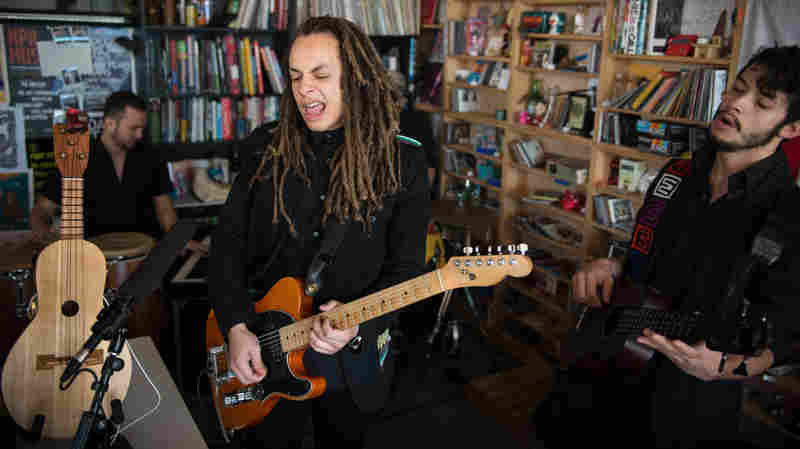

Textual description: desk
[13,337,209,449]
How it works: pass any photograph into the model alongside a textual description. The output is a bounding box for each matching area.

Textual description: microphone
[61,332,103,382]
[60,221,198,384]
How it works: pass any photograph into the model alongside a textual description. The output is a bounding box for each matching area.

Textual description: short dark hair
[103,91,147,121]
[740,45,800,125]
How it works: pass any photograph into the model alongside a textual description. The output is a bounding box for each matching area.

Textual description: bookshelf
[434,0,749,368]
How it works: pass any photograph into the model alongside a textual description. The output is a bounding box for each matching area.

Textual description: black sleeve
[42,169,62,204]
[208,124,274,338]
[365,143,432,330]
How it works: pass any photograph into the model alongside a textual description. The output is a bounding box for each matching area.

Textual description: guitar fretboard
[60,177,84,240]
[612,307,700,341]
[278,271,445,352]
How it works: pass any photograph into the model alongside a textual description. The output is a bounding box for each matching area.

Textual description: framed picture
[0,169,34,232]
[565,94,591,135]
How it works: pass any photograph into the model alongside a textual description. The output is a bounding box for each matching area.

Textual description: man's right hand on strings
[571,258,622,307]
[228,323,268,385]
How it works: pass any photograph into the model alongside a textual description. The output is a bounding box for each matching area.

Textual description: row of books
[148,95,280,145]
[463,61,510,90]
[145,34,284,99]
[228,0,290,30]
[609,68,727,122]
[448,17,507,58]
[509,138,545,168]
[598,111,708,155]
[295,0,420,36]
[421,0,444,26]
[593,194,634,231]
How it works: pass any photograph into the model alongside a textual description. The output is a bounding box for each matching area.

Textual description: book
[607,197,633,223]
[618,158,648,192]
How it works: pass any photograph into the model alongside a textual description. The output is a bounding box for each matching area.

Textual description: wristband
[717,352,728,374]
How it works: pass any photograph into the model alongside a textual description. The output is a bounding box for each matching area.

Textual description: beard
[711,120,784,153]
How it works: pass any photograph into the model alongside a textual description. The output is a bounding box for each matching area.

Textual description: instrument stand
[70,328,129,449]
[1,268,33,319]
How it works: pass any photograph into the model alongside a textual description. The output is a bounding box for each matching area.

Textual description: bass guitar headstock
[439,243,533,290]
[53,108,90,178]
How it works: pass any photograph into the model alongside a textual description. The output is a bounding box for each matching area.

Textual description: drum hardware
[1,268,34,320]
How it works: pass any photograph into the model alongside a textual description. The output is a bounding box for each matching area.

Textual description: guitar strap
[626,157,693,283]
[304,219,349,298]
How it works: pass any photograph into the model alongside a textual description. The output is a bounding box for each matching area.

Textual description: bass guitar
[2,113,132,439]
[206,244,533,439]
[565,280,773,375]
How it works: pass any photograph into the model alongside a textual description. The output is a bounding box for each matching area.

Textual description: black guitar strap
[304,219,349,298]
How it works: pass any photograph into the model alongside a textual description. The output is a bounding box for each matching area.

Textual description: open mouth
[715,112,740,131]
[302,101,326,119]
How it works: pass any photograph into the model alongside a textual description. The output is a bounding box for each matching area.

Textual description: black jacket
[209,123,431,412]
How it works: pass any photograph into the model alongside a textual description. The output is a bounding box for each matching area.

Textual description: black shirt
[209,124,432,340]
[43,138,172,239]
[627,146,800,444]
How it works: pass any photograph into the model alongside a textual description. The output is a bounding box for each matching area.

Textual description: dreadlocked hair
[249,16,404,236]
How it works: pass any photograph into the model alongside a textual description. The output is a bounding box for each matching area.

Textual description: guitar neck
[60,177,84,240]
[611,307,700,342]
[278,271,446,352]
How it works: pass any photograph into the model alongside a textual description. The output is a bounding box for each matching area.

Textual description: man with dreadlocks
[208,17,431,448]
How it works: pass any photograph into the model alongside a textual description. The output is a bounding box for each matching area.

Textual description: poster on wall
[0,105,26,172]
[0,25,9,104]
[4,24,134,138]
[0,169,33,232]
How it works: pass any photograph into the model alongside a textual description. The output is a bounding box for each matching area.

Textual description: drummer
[30,91,207,255]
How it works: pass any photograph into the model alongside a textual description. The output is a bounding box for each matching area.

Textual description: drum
[88,232,169,349]
[0,240,40,365]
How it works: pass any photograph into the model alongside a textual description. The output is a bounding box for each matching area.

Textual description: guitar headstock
[439,243,533,290]
[53,109,90,177]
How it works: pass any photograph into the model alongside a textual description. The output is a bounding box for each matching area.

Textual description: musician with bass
[535,45,800,448]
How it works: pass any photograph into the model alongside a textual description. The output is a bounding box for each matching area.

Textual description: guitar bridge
[207,345,235,386]
[223,384,265,407]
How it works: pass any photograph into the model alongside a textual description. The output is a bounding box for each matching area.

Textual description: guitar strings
[252,275,436,353]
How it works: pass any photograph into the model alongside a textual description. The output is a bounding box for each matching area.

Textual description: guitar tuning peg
[464,246,473,256]
[517,243,528,255]
[507,244,516,254]
[486,246,493,255]
[496,245,503,255]
[474,247,480,256]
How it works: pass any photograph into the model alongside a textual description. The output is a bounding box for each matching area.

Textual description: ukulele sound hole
[62,300,79,317]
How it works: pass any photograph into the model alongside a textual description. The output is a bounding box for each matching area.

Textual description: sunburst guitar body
[1,115,131,439]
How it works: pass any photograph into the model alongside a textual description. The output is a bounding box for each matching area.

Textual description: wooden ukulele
[206,245,533,440]
[565,279,773,376]
[2,113,132,439]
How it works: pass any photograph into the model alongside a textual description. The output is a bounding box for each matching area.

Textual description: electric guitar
[206,245,533,439]
[565,279,773,375]
[2,113,132,439]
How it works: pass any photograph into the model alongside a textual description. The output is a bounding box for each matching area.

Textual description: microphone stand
[69,290,133,449]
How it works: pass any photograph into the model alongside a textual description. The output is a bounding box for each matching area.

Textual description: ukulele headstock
[53,109,90,177]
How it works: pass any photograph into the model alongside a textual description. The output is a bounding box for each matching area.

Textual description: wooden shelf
[593,142,672,164]
[450,54,512,63]
[590,221,633,240]
[446,172,502,192]
[444,143,503,163]
[510,123,594,147]
[421,24,444,30]
[414,102,443,113]
[513,225,584,257]
[520,0,606,6]
[516,66,600,78]
[594,185,646,205]
[449,80,508,93]
[604,107,711,127]
[521,33,603,42]
[506,161,587,191]
[612,53,731,67]
[446,111,509,129]
[143,25,282,34]
[510,192,586,225]
[431,199,499,236]
[507,279,569,317]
